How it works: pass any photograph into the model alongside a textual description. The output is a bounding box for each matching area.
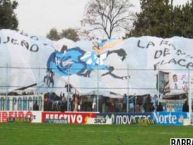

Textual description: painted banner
[0,29,54,93]
[0,111,42,123]
[1,29,193,96]
[42,112,96,124]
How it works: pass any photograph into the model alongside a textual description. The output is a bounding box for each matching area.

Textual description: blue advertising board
[152,112,188,126]
[114,113,152,125]
[97,113,151,125]
[96,112,189,126]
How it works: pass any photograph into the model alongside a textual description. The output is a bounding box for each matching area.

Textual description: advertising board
[42,112,96,124]
[0,111,42,123]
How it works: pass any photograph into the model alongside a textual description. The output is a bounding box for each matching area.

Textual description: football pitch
[0,123,192,145]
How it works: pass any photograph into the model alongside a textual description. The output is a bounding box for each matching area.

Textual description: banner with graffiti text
[1,29,193,96]
[0,29,54,93]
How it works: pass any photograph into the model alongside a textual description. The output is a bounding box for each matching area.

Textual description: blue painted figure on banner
[47,40,128,80]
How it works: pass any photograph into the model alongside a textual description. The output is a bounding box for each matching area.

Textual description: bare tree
[82,0,134,39]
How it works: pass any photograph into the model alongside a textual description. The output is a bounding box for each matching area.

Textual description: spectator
[156,103,163,112]
[135,104,141,112]
[33,101,39,111]
[182,100,189,112]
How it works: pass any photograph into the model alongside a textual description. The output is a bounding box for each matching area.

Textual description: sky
[15,0,190,37]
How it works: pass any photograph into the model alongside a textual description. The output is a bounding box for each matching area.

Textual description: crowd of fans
[43,92,191,113]
[0,91,190,112]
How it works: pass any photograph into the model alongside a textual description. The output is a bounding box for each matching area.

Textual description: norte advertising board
[42,112,96,124]
[152,112,188,126]
[0,111,42,123]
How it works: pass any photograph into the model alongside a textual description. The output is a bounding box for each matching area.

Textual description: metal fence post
[157,67,160,103]
[67,68,70,111]
[6,64,8,97]
[188,69,192,123]
[127,64,129,113]
[97,61,99,112]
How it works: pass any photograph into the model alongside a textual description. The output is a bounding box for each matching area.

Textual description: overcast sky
[15,0,190,37]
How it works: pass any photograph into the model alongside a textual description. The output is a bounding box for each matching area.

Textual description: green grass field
[0,123,192,145]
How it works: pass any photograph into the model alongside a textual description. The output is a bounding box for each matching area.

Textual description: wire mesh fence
[0,66,192,113]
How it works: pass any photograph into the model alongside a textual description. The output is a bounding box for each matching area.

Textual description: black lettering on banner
[11,38,19,45]
[146,41,155,48]
[154,48,170,59]
[43,43,49,46]
[137,40,145,49]
[137,40,155,49]
[176,49,186,55]
[186,62,193,69]
[154,50,162,59]
[20,31,29,37]
[154,58,193,69]
[160,40,169,46]
[3,36,10,44]
[30,36,39,41]
[154,62,160,70]
[168,58,177,64]
[160,40,178,51]
[159,60,165,65]
[30,44,39,52]
[169,43,177,50]
[21,40,29,50]
[164,48,170,56]
[178,59,186,67]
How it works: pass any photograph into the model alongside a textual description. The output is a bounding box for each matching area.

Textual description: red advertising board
[0,111,41,123]
[42,112,96,124]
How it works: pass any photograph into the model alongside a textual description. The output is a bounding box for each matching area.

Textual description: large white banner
[0,29,54,93]
[1,29,193,96]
